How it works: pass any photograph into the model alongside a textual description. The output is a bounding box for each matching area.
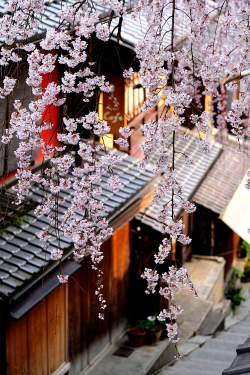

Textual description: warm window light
[205,92,212,127]
[100,134,114,148]
[98,92,103,121]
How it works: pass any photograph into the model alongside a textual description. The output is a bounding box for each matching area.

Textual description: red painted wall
[2,62,60,182]
[35,63,60,163]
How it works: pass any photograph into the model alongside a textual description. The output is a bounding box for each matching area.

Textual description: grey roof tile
[12,270,33,281]
[0,250,12,260]
[14,229,36,242]
[0,284,15,296]
[113,165,129,173]
[6,256,26,268]
[113,191,131,199]
[0,238,6,246]
[28,257,47,268]
[137,131,223,231]
[59,201,72,210]
[107,195,127,204]
[15,250,34,261]
[6,227,21,235]
[8,237,29,248]
[117,177,131,186]
[22,224,48,235]
[24,244,43,255]
[27,238,44,248]
[21,264,40,275]
[3,243,20,254]
[58,235,72,244]
[3,276,24,289]
[32,250,50,261]
[26,213,49,226]
[58,191,70,199]
[116,173,135,182]
[0,270,9,279]
[119,186,138,194]
[97,188,114,198]
[0,232,14,241]
[28,192,43,203]
[194,137,250,214]
[132,178,152,187]
[48,238,70,250]
[20,222,29,229]
[0,262,18,274]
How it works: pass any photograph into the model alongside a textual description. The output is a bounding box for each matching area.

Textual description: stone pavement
[156,295,250,375]
[83,256,229,375]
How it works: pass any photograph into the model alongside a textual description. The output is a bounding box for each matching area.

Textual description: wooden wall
[68,222,131,375]
[6,284,67,375]
[5,222,131,375]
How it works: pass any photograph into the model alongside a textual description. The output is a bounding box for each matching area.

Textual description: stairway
[157,306,250,375]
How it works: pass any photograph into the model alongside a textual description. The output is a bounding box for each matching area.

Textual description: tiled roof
[0,149,156,299]
[135,131,223,231]
[222,335,250,375]
[0,0,135,45]
[194,135,250,214]
[0,0,217,48]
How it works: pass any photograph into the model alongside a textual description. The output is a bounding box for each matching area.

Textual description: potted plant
[126,321,147,347]
[127,315,168,347]
[145,314,166,345]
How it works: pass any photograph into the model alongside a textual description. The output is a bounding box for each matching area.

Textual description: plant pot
[127,328,146,347]
[145,327,162,345]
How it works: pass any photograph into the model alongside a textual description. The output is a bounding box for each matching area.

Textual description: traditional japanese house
[129,130,222,318]
[193,133,250,277]
[0,146,159,375]
[1,1,249,374]
[0,3,162,374]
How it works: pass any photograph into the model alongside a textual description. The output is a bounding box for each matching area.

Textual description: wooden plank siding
[6,284,68,375]
[6,221,132,375]
[47,285,67,373]
[6,314,29,375]
[110,223,130,341]
[28,300,48,375]
[87,240,110,365]
[68,261,87,375]
[68,222,131,375]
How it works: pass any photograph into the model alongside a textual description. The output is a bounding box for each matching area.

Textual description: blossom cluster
[142,265,198,343]
[1,0,250,339]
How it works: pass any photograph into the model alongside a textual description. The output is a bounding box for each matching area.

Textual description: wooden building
[0,146,159,375]
[1,2,250,375]
[193,134,250,277]
[0,3,163,374]
[133,130,222,264]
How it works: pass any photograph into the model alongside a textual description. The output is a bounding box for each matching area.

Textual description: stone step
[216,331,250,343]
[188,335,211,346]
[83,334,176,375]
[189,348,236,363]
[170,357,231,374]
[198,310,225,336]
[228,324,250,335]
[159,367,219,375]
[203,338,240,353]
[229,320,250,328]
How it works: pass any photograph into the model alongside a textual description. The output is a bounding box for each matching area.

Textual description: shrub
[226,268,245,311]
